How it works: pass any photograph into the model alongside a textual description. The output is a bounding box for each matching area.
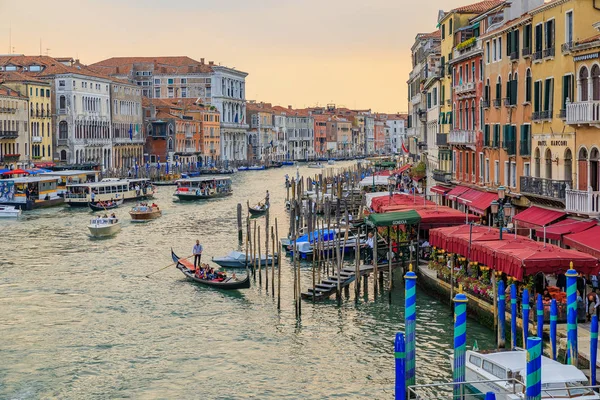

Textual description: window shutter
[534,81,541,112]
[515,30,520,54]
[511,79,518,105]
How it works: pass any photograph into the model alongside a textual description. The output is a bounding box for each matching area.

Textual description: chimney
[200,58,205,64]
[116,66,120,74]
[288,105,292,110]
[208,61,214,66]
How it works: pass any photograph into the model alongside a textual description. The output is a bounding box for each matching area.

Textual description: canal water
[0,162,495,399]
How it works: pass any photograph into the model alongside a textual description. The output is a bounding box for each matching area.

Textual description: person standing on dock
[193,240,203,269]
[363,232,374,263]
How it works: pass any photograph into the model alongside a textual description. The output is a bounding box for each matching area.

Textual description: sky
[0,0,474,113]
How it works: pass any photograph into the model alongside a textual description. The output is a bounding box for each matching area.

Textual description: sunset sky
[1,0,475,113]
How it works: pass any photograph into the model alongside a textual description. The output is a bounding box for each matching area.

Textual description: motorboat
[452,349,600,399]
[308,162,324,169]
[88,216,121,237]
[327,159,335,165]
[212,251,278,268]
[0,205,21,218]
[247,165,266,171]
[129,204,162,221]
[295,231,366,259]
[174,176,233,200]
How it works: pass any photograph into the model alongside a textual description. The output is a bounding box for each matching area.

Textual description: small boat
[248,202,269,216]
[247,165,266,171]
[0,205,22,218]
[88,216,120,237]
[237,166,248,171]
[308,162,324,169]
[327,159,335,165]
[88,199,124,212]
[453,348,600,400]
[171,249,250,290]
[212,251,278,268]
[281,161,295,166]
[129,204,162,221]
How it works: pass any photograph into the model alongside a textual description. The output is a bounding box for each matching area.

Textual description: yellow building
[526,0,600,211]
[0,71,53,165]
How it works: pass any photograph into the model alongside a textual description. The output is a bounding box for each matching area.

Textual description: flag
[129,124,133,141]
[401,142,409,154]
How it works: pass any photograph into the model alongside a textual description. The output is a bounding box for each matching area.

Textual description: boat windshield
[541,381,595,397]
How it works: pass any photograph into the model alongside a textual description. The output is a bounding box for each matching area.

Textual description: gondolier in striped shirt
[193,240,203,269]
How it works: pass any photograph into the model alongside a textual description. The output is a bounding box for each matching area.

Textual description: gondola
[248,202,269,216]
[88,198,123,212]
[171,249,250,290]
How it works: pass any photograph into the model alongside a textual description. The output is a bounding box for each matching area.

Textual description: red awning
[469,192,498,215]
[535,219,597,241]
[417,208,478,230]
[370,194,435,213]
[34,161,55,167]
[430,185,451,195]
[513,206,565,229]
[398,164,411,174]
[564,225,600,259]
[456,189,482,205]
[2,169,29,175]
[446,186,470,201]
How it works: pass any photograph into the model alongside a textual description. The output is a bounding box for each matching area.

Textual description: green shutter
[440,112,446,124]
[544,79,551,111]
[534,81,541,112]
[447,111,453,125]
[562,75,568,109]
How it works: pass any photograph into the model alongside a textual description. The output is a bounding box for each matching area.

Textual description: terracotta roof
[451,0,504,14]
[90,56,213,75]
[155,110,175,120]
[247,102,275,113]
[0,71,47,84]
[0,55,112,81]
[0,84,28,99]
[422,30,441,39]
[480,13,531,39]
[577,34,600,46]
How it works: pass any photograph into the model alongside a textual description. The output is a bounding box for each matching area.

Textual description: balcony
[566,187,600,216]
[533,50,543,61]
[504,140,516,156]
[503,98,510,107]
[32,136,42,143]
[453,39,481,60]
[520,176,571,200]
[483,100,490,108]
[0,130,18,139]
[411,94,421,105]
[566,101,600,125]
[436,133,448,146]
[561,42,573,54]
[433,169,452,183]
[57,138,69,146]
[543,47,555,58]
[522,48,532,58]
[113,136,145,144]
[0,107,16,114]
[510,51,519,61]
[493,99,501,108]
[58,109,67,115]
[185,131,193,138]
[532,110,552,121]
[454,82,476,95]
[558,109,566,119]
[448,129,476,146]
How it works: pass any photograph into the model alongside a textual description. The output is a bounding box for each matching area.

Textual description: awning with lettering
[366,210,421,227]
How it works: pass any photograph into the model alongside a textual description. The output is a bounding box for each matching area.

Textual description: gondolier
[265,190,270,205]
[193,240,203,268]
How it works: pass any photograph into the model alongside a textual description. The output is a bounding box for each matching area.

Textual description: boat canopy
[366,210,421,227]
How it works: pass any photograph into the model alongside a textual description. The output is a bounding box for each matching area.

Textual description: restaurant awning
[535,219,597,241]
[417,208,478,230]
[469,192,498,215]
[2,169,29,175]
[370,193,435,213]
[430,185,451,195]
[366,210,421,227]
[33,161,55,168]
[456,189,481,205]
[398,164,411,174]
[512,206,565,229]
[446,186,470,201]
[564,225,600,259]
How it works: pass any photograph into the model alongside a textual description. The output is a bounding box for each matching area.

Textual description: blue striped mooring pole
[526,336,542,400]
[522,288,530,346]
[511,284,517,349]
[498,280,506,348]
[536,294,543,339]
[550,299,557,360]
[394,332,406,400]
[566,267,578,366]
[404,267,417,387]
[453,292,468,399]
[591,316,598,387]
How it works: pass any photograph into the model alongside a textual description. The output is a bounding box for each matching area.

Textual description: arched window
[579,66,589,101]
[60,150,67,161]
[565,148,572,182]
[47,145,51,159]
[59,121,68,139]
[465,103,469,129]
[458,103,463,129]
[59,95,66,110]
[545,148,553,179]
[592,65,600,101]
[496,76,502,102]
[167,137,173,151]
[513,72,518,105]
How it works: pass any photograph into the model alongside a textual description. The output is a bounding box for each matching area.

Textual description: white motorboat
[88,217,121,237]
[327,159,335,165]
[453,349,600,399]
[0,205,22,218]
[308,162,324,169]
[212,251,277,268]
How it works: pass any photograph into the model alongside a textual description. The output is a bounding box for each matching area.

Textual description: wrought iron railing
[520,176,571,200]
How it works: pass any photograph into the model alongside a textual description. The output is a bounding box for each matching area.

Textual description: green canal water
[0,162,496,399]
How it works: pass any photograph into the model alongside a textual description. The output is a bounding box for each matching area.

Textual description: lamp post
[490,186,514,240]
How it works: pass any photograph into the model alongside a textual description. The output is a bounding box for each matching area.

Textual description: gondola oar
[145,254,193,278]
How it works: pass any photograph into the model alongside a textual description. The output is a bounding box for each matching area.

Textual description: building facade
[0,85,28,168]
[110,80,144,170]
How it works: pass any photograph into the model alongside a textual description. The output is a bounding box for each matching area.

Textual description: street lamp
[490,186,514,240]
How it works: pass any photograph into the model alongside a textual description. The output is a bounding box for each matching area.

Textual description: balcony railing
[493,99,501,108]
[533,50,543,61]
[504,140,516,156]
[510,51,519,61]
[520,176,571,200]
[522,47,532,58]
[448,129,476,146]
[566,187,600,216]
[0,107,16,113]
[566,101,600,125]
[561,42,573,54]
[433,169,452,183]
[32,136,42,143]
[558,109,566,119]
[503,98,510,107]
[436,133,448,146]
[58,109,67,115]
[543,47,555,58]
[532,110,552,121]
[483,100,490,108]
[454,82,476,95]
[0,130,18,139]
[185,131,193,138]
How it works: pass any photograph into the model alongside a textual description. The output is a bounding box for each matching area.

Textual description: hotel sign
[537,140,568,147]
[574,52,599,62]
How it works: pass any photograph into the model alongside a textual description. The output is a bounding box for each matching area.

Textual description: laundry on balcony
[564,225,600,259]
[512,205,565,229]
[534,218,597,241]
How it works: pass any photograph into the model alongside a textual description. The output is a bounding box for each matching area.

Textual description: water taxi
[129,203,162,221]
[173,176,232,200]
[41,170,100,196]
[0,176,63,210]
[456,349,600,399]
[65,178,154,207]
[88,216,121,237]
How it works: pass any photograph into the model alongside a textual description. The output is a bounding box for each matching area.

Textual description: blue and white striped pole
[526,336,542,400]
[523,288,530,346]
[550,299,557,360]
[566,267,578,366]
[536,294,544,339]
[498,280,506,348]
[404,269,417,388]
[511,284,517,349]
[591,316,598,387]
[394,332,406,400]
[453,293,468,399]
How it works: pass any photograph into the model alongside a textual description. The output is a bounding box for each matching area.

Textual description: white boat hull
[0,206,21,218]
[88,222,121,237]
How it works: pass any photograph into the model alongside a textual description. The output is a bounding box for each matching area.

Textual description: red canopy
[513,206,565,229]
[430,185,451,195]
[446,186,470,201]
[535,218,597,241]
[2,169,29,175]
[469,192,498,215]
[33,161,55,167]
[370,194,435,213]
[564,225,600,259]
[456,189,481,205]
[417,208,478,230]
